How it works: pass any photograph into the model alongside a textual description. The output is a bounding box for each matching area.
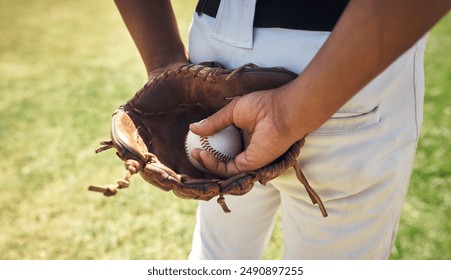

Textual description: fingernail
[191,119,206,127]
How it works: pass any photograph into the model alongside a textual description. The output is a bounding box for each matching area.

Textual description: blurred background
[0,0,449,259]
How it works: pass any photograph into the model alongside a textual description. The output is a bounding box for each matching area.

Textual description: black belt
[196,0,349,32]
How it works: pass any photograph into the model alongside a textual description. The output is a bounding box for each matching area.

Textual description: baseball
[185,125,243,172]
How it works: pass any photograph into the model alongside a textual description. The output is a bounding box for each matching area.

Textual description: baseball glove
[89,62,327,217]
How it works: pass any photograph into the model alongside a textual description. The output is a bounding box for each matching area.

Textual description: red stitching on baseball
[200,136,234,162]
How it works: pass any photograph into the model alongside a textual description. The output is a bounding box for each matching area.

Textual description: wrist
[272,83,310,142]
[276,76,335,139]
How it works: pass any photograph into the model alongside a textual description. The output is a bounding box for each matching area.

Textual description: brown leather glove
[89,62,327,216]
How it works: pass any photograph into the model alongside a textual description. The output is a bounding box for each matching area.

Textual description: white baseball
[185,125,243,172]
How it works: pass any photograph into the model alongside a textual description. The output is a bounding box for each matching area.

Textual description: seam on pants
[231,45,236,68]
[413,49,419,141]
[387,141,418,258]
[412,34,427,140]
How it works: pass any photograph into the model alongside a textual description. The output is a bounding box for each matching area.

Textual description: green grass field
[0,0,449,260]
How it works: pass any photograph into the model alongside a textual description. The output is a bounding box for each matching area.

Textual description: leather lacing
[147,64,225,90]
[88,152,142,197]
[89,140,328,217]
[130,63,261,107]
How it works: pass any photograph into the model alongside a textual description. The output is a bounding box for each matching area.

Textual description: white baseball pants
[187,0,427,260]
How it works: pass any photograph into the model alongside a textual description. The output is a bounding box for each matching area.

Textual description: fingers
[191,148,241,178]
[191,148,256,178]
[189,98,238,136]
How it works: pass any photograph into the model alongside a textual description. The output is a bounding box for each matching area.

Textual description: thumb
[189,100,236,136]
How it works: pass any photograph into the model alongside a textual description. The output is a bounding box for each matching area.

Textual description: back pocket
[310,106,381,136]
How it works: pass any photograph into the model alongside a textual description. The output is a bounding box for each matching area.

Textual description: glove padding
[89,62,327,217]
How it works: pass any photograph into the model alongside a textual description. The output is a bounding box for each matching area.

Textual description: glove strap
[217,194,231,213]
[293,163,328,217]
[94,140,115,153]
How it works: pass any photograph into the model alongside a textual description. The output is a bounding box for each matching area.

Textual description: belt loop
[196,0,208,16]
[211,0,257,49]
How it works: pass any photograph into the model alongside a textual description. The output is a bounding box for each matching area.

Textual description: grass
[0,0,449,260]
[390,14,451,259]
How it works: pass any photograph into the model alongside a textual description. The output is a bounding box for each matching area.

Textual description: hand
[189,86,304,178]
